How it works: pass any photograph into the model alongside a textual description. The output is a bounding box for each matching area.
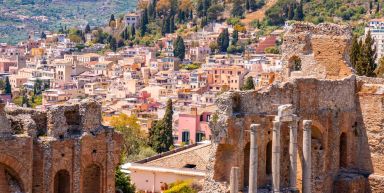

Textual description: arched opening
[266,141,272,175]
[311,126,323,150]
[83,164,101,193]
[0,163,24,193]
[289,56,302,71]
[213,144,236,183]
[243,142,250,187]
[54,170,70,193]
[340,133,348,168]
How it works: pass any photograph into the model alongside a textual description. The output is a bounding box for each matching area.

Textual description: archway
[243,142,250,187]
[340,133,348,168]
[83,164,101,193]
[54,170,70,193]
[311,126,323,150]
[266,141,272,175]
[0,163,24,193]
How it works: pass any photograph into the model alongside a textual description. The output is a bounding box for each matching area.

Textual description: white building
[365,19,384,62]
[124,12,141,27]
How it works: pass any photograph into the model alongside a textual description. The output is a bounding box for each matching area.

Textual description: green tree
[149,99,174,153]
[130,25,136,40]
[231,0,244,17]
[41,32,47,39]
[33,79,43,96]
[232,29,239,45]
[111,114,155,161]
[110,37,117,52]
[242,76,255,90]
[109,14,116,27]
[207,4,224,22]
[85,24,91,34]
[115,167,135,193]
[293,2,304,21]
[4,76,11,95]
[140,8,149,36]
[362,30,377,77]
[217,28,230,52]
[22,94,30,107]
[173,36,186,61]
[350,35,361,70]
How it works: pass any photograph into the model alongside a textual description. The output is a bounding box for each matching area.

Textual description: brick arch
[0,154,28,192]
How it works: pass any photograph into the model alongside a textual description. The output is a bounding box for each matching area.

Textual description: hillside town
[0,0,384,193]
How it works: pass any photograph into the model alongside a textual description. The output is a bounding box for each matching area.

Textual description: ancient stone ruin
[0,99,122,193]
[203,23,384,193]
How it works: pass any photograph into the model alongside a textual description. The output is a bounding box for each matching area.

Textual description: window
[182,131,190,144]
[196,133,205,142]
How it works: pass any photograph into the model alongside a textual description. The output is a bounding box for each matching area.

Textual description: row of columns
[230,118,313,193]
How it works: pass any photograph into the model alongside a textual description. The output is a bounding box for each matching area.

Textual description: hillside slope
[241,0,277,26]
[0,0,137,44]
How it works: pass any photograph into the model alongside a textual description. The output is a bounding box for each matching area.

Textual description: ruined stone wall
[356,77,384,193]
[0,99,122,193]
[281,23,353,80]
[203,75,384,193]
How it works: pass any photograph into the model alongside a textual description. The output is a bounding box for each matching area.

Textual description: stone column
[230,167,239,193]
[289,117,299,191]
[272,120,281,193]
[302,120,312,193]
[249,124,259,193]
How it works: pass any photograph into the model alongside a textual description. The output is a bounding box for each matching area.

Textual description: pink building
[176,107,212,144]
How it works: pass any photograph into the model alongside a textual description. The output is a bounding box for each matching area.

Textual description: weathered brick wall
[0,99,122,193]
[281,23,353,81]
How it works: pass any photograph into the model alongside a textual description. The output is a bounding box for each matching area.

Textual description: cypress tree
[173,36,186,61]
[169,16,175,33]
[148,99,174,153]
[109,14,116,27]
[130,24,136,40]
[350,36,361,69]
[288,4,295,20]
[231,0,244,17]
[217,28,230,52]
[110,37,117,52]
[363,30,377,77]
[4,76,11,95]
[294,3,304,21]
[232,29,239,46]
[85,24,91,34]
[41,32,47,39]
[140,8,149,36]
[248,0,256,11]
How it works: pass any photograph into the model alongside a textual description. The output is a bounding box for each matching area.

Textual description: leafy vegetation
[115,167,135,193]
[349,31,377,77]
[148,99,174,153]
[163,180,202,193]
[0,0,136,44]
[110,114,156,162]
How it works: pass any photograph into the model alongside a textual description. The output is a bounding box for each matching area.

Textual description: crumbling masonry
[204,23,384,193]
[0,99,122,193]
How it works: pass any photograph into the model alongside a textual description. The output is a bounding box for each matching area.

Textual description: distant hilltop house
[124,12,141,27]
